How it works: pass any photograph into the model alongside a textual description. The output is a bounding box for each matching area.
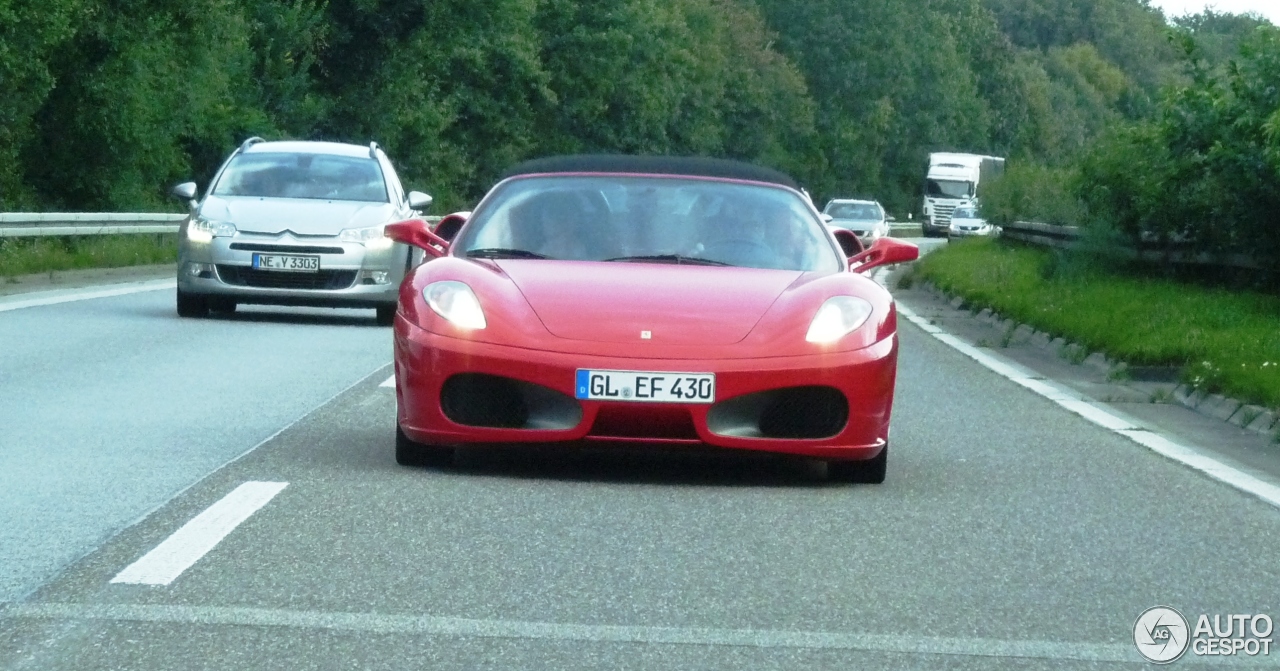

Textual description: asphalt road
[1,261,1277,669]
[0,282,393,603]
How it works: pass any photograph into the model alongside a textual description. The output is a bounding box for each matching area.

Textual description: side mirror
[849,237,919,273]
[407,191,433,210]
[886,214,896,222]
[171,182,197,201]
[819,213,834,224]
[385,218,450,258]
[432,211,470,243]
[829,227,864,257]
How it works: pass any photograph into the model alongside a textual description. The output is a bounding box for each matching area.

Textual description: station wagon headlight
[806,296,873,343]
[187,217,236,243]
[424,281,486,330]
[340,225,393,251]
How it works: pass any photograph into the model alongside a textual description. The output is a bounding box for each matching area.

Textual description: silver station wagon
[171,138,431,324]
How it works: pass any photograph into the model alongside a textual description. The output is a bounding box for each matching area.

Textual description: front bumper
[948,226,995,239]
[923,220,951,235]
[177,231,408,308]
[394,319,897,460]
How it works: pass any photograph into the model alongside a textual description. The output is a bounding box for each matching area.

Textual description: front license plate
[575,369,715,403]
[252,253,320,272]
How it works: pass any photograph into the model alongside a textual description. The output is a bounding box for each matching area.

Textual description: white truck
[921,153,1004,237]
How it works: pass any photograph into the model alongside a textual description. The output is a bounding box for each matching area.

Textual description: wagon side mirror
[849,236,918,273]
[385,218,450,258]
[407,191,433,210]
[171,182,198,213]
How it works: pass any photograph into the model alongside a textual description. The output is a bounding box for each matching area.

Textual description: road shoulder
[0,264,176,297]
[887,267,1280,490]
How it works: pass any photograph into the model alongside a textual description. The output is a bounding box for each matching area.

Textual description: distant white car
[822,199,890,243]
[947,205,996,239]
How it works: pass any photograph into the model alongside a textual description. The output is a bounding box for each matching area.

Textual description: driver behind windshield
[509,191,599,260]
[696,196,804,270]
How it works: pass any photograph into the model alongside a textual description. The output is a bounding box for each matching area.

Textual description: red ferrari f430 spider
[385,155,917,483]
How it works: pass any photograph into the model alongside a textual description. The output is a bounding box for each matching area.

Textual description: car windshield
[212,152,388,202]
[953,207,978,218]
[455,176,842,272]
[926,179,973,199]
[825,203,881,220]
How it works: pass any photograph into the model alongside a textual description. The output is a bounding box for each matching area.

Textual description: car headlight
[187,217,236,243]
[806,296,873,343]
[339,225,393,250]
[423,281,486,330]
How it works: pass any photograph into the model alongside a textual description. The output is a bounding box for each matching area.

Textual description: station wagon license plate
[252,253,320,272]
[575,369,715,403]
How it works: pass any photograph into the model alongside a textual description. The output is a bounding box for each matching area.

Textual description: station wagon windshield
[213,153,389,202]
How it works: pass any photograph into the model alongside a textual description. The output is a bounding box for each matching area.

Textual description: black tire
[375,305,396,327]
[395,424,455,468]
[209,298,237,315]
[176,289,209,318]
[828,444,888,484]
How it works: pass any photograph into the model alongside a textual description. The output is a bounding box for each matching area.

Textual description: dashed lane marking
[110,481,288,586]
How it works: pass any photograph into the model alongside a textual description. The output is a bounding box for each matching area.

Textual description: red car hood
[496,261,802,345]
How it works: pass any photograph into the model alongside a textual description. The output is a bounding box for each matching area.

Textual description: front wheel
[828,444,887,484]
[395,424,455,468]
[176,289,209,318]
[375,305,396,327]
[209,297,237,315]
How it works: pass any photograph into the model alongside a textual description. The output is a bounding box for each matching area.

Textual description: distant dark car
[171,138,432,324]
[385,155,919,483]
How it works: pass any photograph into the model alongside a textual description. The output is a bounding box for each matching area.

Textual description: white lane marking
[379,374,395,388]
[6,602,1150,664]
[0,278,175,313]
[110,482,288,586]
[879,265,1280,510]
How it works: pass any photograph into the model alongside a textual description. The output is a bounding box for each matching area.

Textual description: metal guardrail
[0,213,186,237]
[999,221,1079,249]
[1000,221,1262,270]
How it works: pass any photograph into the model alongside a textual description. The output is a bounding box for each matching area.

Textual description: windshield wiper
[466,248,548,260]
[604,254,729,266]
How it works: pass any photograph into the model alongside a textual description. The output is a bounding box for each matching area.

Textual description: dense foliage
[1077,25,1280,263]
[0,0,1272,228]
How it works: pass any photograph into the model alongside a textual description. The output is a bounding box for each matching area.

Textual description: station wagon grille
[229,243,345,254]
[216,265,357,290]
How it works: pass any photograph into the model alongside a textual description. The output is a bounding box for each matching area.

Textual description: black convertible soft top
[501,154,799,190]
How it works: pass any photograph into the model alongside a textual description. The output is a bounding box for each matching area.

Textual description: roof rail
[239,137,266,153]
[368,142,381,159]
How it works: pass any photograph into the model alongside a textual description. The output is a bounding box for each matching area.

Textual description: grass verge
[0,234,178,280]
[914,237,1280,408]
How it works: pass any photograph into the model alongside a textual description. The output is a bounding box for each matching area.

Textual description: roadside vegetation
[0,235,178,281]
[914,238,1280,408]
[1,0,1263,216]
